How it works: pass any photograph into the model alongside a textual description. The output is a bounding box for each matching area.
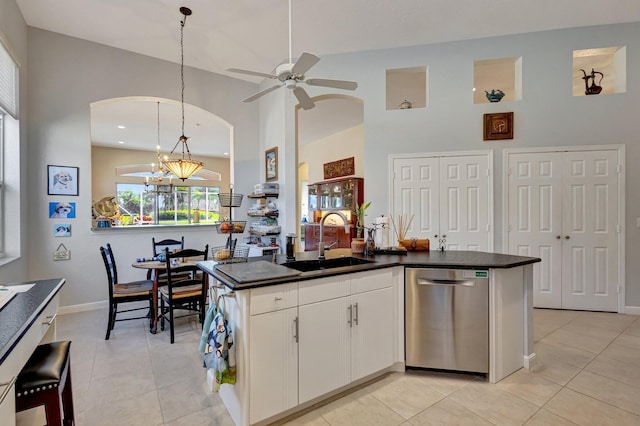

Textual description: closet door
[392,153,492,250]
[506,148,620,312]
[507,152,563,309]
[392,157,439,240]
[561,150,619,311]
[439,155,490,251]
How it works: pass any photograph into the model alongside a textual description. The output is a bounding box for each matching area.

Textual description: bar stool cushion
[16,341,71,397]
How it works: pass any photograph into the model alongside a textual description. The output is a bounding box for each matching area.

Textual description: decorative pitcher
[580,68,603,95]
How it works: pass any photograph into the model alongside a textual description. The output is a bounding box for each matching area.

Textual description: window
[115,183,220,226]
[0,38,19,262]
[0,114,4,255]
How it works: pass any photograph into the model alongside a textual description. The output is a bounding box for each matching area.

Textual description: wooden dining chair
[100,243,154,340]
[159,245,209,343]
[149,237,186,281]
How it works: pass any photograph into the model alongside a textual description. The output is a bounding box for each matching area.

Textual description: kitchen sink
[283,257,377,272]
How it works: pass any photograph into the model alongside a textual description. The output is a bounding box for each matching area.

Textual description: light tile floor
[25,307,640,425]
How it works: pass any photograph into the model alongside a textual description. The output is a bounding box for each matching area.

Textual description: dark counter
[0,278,65,364]
[199,249,540,291]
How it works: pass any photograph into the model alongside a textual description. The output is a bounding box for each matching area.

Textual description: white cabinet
[298,270,393,404]
[246,270,394,423]
[298,274,350,403]
[249,308,298,424]
[249,283,298,424]
[351,287,393,381]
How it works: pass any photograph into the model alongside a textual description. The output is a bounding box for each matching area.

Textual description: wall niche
[573,47,626,96]
[473,57,522,104]
[385,66,427,110]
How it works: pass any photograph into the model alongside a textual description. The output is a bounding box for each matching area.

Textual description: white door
[298,296,351,404]
[439,155,491,251]
[249,307,299,424]
[506,148,621,311]
[392,157,439,241]
[561,150,619,311]
[392,153,492,250]
[507,152,563,308]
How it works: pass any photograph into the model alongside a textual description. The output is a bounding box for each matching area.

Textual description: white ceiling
[17,0,640,154]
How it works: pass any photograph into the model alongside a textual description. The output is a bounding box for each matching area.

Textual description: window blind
[0,41,18,119]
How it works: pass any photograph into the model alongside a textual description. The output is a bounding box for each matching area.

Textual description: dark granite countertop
[199,249,540,291]
[0,278,65,365]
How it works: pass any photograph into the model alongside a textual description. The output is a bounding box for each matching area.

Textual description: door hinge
[486,224,491,232]
[616,164,622,174]
[616,224,621,233]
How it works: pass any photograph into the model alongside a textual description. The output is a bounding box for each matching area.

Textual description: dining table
[131,259,205,334]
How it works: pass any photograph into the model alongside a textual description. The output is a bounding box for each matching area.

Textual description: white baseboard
[624,306,640,315]
[523,353,536,369]
[58,300,108,315]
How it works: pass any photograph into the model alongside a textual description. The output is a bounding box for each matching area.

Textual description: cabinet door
[351,287,394,381]
[298,297,351,404]
[249,308,298,424]
[304,225,318,251]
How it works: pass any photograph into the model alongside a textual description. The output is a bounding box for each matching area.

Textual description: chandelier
[163,6,204,181]
[144,101,173,194]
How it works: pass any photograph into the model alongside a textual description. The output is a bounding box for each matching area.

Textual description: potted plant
[351,201,371,253]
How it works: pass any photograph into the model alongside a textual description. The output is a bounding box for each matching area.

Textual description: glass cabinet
[308,177,363,223]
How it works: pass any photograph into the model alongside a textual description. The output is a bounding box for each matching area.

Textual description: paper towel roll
[375,216,390,248]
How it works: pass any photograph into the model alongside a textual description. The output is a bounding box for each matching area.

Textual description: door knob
[556,235,561,239]
[565,235,570,240]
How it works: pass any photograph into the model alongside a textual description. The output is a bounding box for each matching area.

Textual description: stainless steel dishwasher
[405,267,489,374]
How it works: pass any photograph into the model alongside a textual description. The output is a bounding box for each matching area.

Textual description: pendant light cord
[180,12,187,145]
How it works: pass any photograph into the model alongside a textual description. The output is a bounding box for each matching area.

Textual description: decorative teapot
[580,68,603,95]
[485,89,505,102]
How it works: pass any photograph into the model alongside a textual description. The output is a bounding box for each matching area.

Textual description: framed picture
[49,202,76,219]
[265,147,278,182]
[47,165,79,196]
[483,112,514,140]
[54,224,71,237]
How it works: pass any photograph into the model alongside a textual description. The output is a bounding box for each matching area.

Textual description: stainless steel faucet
[318,211,349,259]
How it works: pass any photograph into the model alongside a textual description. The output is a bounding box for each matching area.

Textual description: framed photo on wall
[483,112,514,140]
[265,147,278,182]
[47,165,79,196]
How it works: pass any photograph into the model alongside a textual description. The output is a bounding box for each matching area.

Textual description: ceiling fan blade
[305,78,358,91]
[226,67,278,80]
[291,52,320,75]
[242,84,283,103]
[293,86,315,110]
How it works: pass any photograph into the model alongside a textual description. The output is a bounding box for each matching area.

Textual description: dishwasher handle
[417,278,476,287]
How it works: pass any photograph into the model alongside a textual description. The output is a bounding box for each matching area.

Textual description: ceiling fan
[226,0,358,110]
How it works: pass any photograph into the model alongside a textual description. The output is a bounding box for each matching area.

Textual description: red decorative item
[323,157,355,180]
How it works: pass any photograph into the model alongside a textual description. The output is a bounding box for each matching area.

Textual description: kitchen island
[198,250,539,426]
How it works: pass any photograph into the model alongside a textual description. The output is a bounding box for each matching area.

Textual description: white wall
[299,124,364,184]
[24,28,260,308]
[273,22,640,308]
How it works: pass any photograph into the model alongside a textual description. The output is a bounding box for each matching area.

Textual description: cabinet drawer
[299,275,350,306]
[350,269,393,294]
[250,283,297,315]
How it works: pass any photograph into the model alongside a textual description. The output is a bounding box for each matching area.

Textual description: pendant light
[163,6,204,181]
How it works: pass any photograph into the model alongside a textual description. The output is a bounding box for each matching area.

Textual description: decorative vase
[351,238,366,254]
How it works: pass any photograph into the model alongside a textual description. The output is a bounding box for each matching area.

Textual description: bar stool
[15,341,74,426]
